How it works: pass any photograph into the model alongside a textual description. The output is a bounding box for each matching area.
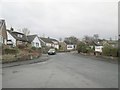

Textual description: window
[17,34,23,38]
[36,43,39,47]
[67,45,72,48]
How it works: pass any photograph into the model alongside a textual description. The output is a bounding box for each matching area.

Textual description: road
[2,52,118,88]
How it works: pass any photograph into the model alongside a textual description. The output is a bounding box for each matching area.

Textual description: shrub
[102,44,118,57]
[18,45,26,49]
[102,44,112,56]
[77,42,93,53]
[110,48,118,57]
[31,47,36,50]
[86,47,94,53]
[4,48,19,54]
[77,42,85,53]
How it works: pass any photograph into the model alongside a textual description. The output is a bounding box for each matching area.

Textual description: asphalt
[2,52,118,88]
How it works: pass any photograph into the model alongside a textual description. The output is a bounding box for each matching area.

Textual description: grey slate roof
[39,37,53,43]
[50,38,58,42]
[7,30,28,42]
[39,37,58,43]
[27,35,37,43]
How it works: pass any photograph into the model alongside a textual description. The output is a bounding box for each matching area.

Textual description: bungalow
[27,35,41,48]
[39,37,54,48]
[64,41,76,51]
[39,37,59,49]
[95,46,103,53]
[50,38,59,49]
[6,28,28,47]
[94,41,103,55]
[0,19,7,46]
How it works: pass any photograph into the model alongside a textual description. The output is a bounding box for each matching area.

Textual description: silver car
[48,48,56,55]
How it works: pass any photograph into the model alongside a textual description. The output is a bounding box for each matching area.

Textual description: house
[95,46,103,53]
[27,35,41,48]
[94,41,103,55]
[50,38,59,49]
[6,28,28,47]
[0,19,7,46]
[64,41,76,51]
[39,37,54,48]
[39,37,59,49]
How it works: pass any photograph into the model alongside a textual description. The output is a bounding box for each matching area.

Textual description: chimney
[10,27,14,31]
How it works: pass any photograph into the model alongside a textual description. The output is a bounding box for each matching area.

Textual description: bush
[86,47,94,53]
[77,42,94,53]
[4,48,19,54]
[110,48,118,57]
[77,42,85,53]
[18,45,26,49]
[102,44,112,56]
[31,47,36,50]
[102,44,118,57]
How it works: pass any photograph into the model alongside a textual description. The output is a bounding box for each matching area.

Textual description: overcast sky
[1,0,118,40]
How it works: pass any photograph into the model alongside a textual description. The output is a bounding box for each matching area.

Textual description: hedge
[102,44,118,57]
[4,48,19,54]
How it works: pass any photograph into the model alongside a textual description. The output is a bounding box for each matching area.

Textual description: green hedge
[4,48,19,54]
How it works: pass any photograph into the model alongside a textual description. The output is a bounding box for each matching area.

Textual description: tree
[22,28,30,35]
[83,35,94,45]
[77,42,88,53]
[59,38,62,42]
[93,34,99,41]
[64,36,78,44]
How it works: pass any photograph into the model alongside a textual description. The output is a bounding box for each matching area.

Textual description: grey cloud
[1,1,118,40]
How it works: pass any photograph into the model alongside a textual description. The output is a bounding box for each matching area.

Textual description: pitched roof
[39,37,53,43]
[50,38,58,42]
[27,35,37,43]
[64,41,74,44]
[7,30,28,42]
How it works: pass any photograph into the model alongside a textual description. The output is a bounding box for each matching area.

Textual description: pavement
[2,52,118,88]
[2,54,50,68]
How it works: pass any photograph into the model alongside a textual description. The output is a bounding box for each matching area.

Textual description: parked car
[48,48,56,55]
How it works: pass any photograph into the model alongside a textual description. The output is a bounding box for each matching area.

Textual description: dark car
[48,48,56,55]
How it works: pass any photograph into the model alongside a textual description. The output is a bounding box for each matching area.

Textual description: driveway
[2,52,118,88]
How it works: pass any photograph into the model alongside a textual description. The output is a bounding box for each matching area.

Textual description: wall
[54,44,59,49]
[67,45,74,50]
[46,43,52,47]
[7,31,16,47]
[95,46,103,53]
[32,36,41,48]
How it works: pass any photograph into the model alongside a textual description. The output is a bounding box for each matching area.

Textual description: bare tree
[22,28,30,35]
